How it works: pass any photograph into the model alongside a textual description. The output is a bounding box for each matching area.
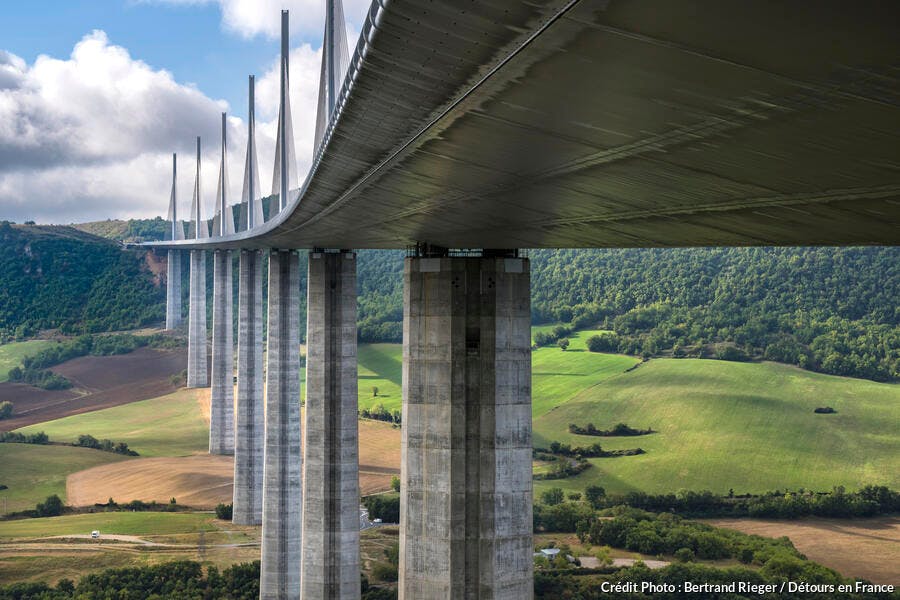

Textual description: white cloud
[145,0,370,41]
[0,30,327,224]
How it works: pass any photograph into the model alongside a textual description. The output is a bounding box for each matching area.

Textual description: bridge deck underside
[155,0,900,250]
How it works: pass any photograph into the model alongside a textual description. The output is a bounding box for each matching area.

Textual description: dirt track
[0,347,186,431]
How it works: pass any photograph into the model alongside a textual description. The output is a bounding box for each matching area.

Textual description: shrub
[814,407,836,414]
[715,345,749,362]
[675,548,695,562]
[36,494,64,517]
[584,485,606,509]
[586,333,619,353]
[390,475,400,493]
[215,503,233,520]
[0,401,12,419]
[541,488,565,506]
[557,338,570,351]
[371,562,398,583]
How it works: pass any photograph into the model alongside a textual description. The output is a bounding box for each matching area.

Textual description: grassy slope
[15,388,207,457]
[533,358,900,496]
[0,340,56,383]
[531,329,638,416]
[358,343,403,411]
[0,444,129,512]
[348,334,636,415]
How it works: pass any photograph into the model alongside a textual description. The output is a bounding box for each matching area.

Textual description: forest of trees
[0,222,163,340]
[3,221,896,382]
[529,247,899,381]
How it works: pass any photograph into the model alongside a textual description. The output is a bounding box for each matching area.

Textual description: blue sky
[0,1,278,113]
[0,0,369,223]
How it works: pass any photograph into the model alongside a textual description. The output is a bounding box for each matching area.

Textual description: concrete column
[233,249,264,525]
[166,249,183,330]
[187,249,208,388]
[210,249,235,455]
[400,256,533,600]
[301,251,360,600]
[260,249,302,600]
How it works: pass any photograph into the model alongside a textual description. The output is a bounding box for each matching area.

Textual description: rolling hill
[532,358,900,496]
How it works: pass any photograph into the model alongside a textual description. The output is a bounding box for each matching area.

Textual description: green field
[531,329,638,416]
[358,343,403,411]
[0,340,56,382]
[16,388,208,457]
[533,358,900,496]
[0,444,128,513]
[0,511,216,538]
[351,334,636,415]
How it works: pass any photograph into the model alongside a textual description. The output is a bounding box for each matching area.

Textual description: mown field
[532,357,900,496]
[0,340,55,382]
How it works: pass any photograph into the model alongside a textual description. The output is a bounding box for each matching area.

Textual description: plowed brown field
[0,347,186,431]
[708,517,900,584]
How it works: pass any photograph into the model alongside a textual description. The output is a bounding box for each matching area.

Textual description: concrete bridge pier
[233,249,264,525]
[400,254,533,600]
[301,251,360,600]
[165,249,183,330]
[187,249,208,388]
[260,249,302,600]
[210,249,234,455]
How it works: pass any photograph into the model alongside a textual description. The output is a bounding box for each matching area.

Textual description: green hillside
[0,444,129,513]
[0,223,163,339]
[16,388,208,457]
[0,340,55,382]
[533,358,900,496]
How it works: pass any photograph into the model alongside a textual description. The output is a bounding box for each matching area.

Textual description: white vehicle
[91,530,100,539]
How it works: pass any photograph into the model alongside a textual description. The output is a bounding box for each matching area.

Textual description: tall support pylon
[400,255,534,599]
[272,10,297,212]
[301,250,360,600]
[210,114,235,455]
[187,137,208,388]
[233,247,264,524]
[233,75,265,525]
[165,153,183,330]
[241,75,263,230]
[260,249,302,599]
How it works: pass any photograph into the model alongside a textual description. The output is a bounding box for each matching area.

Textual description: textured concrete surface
[301,251,360,599]
[187,249,208,388]
[260,249,302,599]
[400,256,533,600]
[233,249,264,525]
[165,249,183,330]
[210,249,235,455]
